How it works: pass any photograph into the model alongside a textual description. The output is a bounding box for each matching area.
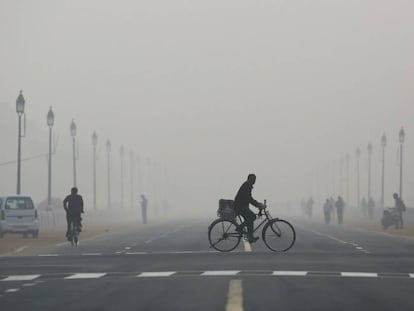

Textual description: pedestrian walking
[367,197,375,220]
[335,196,345,224]
[323,198,332,224]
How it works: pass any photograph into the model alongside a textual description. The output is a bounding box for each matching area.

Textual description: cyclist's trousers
[237,208,256,236]
[66,212,82,232]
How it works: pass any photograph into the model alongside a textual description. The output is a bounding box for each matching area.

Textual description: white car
[0,195,39,238]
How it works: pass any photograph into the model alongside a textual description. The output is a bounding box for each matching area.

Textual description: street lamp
[380,133,387,209]
[129,150,134,209]
[16,91,25,194]
[106,139,111,209]
[399,127,405,199]
[356,147,361,209]
[120,145,125,209]
[367,143,373,201]
[92,131,98,210]
[345,153,350,206]
[70,119,77,187]
[47,107,54,206]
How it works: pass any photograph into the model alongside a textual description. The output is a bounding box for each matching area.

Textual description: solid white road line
[225,279,243,311]
[272,271,308,276]
[64,273,107,279]
[202,271,240,276]
[409,274,414,278]
[38,254,59,257]
[341,272,378,278]
[1,275,41,281]
[81,253,101,256]
[138,272,176,277]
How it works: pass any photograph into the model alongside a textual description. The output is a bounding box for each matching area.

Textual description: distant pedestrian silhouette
[335,196,345,224]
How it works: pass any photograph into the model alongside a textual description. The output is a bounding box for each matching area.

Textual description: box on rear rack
[217,199,236,220]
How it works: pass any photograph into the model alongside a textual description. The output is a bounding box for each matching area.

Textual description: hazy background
[1,0,413,215]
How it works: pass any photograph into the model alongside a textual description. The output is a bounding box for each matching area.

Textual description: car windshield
[5,197,34,210]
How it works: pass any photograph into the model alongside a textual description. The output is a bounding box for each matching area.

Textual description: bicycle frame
[236,206,274,234]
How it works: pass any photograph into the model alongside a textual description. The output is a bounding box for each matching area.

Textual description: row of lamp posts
[353,128,405,211]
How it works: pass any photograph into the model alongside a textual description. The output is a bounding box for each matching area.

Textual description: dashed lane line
[1,271,414,281]
[64,273,107,279]
[138,272,176,277]
[310,230,371,254]
[1,275,41,281]
[4,288,20,293]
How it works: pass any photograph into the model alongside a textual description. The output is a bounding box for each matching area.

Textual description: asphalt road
[1,216,414,311]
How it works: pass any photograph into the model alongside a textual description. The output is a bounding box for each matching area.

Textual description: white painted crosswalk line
[64,273,107,279]
[138,272,176,277]
[202,271,241,276]
[272,271,308,276]
[1,275,41,281]
[341,272,378,278]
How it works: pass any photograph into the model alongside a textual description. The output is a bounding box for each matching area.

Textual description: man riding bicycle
[63,187,84,240]
[234,174,264,243]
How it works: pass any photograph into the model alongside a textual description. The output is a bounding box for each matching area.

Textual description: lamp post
[129,150,134,209]
[380,133,387,209]
[356,147,361,209]
[120,145,124,209]
[16,91,25,194]
[47,107,54,205]
[92,131,98,210]
[70,119,77,187]
[346,153,350,206]
[399,127,405,199]
[367,143,373,201]
[106,139,111,209]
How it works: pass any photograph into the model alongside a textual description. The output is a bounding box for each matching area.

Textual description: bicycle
[208,200,296,252]
[68,217,81,247]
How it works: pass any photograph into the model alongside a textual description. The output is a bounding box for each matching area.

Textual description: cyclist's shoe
[247,235,259,243]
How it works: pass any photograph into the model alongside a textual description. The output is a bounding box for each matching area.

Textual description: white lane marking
[310,230,349,244]
[38,254,59,257]
[243,240,252,252]
[409,273,414,278]
[272,271,308,276]
[225,279,243,311]
[81,253,101,256]
[1,275,41,281]
[341,272,378,278]
[125,252,148,255]
[22,283,37,287]
[65,273,107,279]
[13,246,27,254]
[56,242,67,247]
[5,288,20,293]
[138,272,176,277]
[144,224,192,244]
[124,247,131,250]
[202,271,240,276]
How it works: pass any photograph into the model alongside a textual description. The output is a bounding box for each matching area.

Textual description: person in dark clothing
[234,174,264,243]
[393,193,406,229]
[63,187,84,239]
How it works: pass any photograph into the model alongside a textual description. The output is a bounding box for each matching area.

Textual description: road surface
[1,217,414,310]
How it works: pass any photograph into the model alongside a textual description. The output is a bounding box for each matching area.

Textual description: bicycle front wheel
[208,219,241,252]
[262,219,296,252]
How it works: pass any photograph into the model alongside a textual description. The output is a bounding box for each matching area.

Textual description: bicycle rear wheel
[208,219,241,252]
[262,219,296,252]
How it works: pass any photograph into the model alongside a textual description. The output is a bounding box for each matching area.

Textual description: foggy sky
[1,0,413,212]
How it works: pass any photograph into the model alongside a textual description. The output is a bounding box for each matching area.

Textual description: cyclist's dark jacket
[234,181,261,211]
[63,194,84,215]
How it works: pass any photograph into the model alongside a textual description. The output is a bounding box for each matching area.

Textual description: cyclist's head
[247,174,256,185]
[71,187,78,195]
[393,192,398,199]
